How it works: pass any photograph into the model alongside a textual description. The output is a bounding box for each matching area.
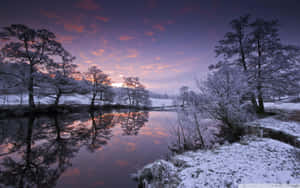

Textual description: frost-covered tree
[179,86,189,106]
[248,19,300,112]
[196,66,253,128]
[122,77,151,106]
[214,15,300,113]
[85,66,113,107]
[44,50,78,106]
[0,24,65,109]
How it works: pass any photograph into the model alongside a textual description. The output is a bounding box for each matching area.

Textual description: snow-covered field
[134,137,300,188]
[0,94,173,107]
[134,102,300,187]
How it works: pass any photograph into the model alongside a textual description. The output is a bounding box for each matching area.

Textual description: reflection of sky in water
[57,111,176,188]
[0,111,177,188]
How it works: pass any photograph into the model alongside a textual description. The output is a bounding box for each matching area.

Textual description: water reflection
[0,110,153,188]
[0,109,228,188]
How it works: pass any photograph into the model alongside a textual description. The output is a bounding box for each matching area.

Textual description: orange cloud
[144,31,154,36]
[115,160,129,167]
[85,60,93,64]
[127,54,137,58]
[119,36,135,41]
[155,56,161,61]
[176,51,185,55]
[127,49,138,58]
[96,16,110,22]
[153,24,165,31]
[56,35,74,44]
[92,49,105,56]
[75,0,100,10]
[40,9,61,19]
[63,23,84,33]
[62,168,80,177]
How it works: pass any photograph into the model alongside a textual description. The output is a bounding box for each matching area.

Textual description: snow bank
[150,98,173,107]
[246,117,300,142]
[134,137,300,188]
[0,94,172,107]
[265,102,300,111]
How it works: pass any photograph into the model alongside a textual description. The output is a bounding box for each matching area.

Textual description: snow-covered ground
[246,117,300,143]
[265,102,300,111]
[134,137,300,188]
[134,102,300,187]
[0,94,173,107]
[150,98,174,107]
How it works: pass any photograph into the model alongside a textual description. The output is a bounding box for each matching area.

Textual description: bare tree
[122,77,151,106]
[214,15,300,113]
[0,24,65,109]
[85,66,112,107]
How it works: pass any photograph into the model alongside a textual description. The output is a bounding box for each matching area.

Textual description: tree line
[0,24,151,109]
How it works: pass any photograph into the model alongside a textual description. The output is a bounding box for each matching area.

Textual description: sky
[1,0,300,94]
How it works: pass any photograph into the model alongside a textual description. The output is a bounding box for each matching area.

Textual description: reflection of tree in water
[0,110,149,187]
[118,111,149,136]
[0,114,84,188]
[84,111,114,152]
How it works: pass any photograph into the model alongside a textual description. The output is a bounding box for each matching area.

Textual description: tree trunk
[91,92,96,107]
[257,93,264,113]
[256,39,264,113]
[28,63,35,109]
[54,89,61,106]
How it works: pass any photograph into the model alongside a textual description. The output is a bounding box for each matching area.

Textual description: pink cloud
[62,168,80,177]
[56,34,75,44]
[85,60,93,64]
[92,49,105,56]
[119,36,135,41]
[75,0,100,10]
[63,23,84,33]
[127,49,138,58]
[40,9,61,19]
[96,16,110,22]
[144,31,154,36]
[155,56,160,61]
[152,24,165,31]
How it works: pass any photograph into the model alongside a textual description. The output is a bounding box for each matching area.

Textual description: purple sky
[1,0,300,93]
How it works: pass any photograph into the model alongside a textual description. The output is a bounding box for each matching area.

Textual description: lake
[0,110,181,188]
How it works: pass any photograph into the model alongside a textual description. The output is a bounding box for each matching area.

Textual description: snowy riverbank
[134,137,300,188]
[0,94,173,107]
[133,102,300,187]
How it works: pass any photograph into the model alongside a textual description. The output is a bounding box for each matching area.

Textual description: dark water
[0,110,179,188]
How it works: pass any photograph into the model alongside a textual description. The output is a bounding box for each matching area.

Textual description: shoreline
[0,104,153,118]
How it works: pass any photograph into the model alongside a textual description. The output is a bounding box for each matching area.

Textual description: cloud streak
[75,0,100,11]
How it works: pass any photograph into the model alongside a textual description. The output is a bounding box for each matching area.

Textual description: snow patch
[135,138,300,188]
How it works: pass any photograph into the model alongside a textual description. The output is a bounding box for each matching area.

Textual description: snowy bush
[196,66,255,128]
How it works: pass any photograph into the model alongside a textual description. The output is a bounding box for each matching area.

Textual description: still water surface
[0,110,179,188]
